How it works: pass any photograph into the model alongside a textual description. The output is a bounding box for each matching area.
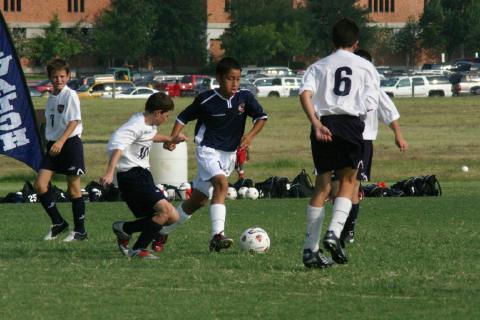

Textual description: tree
[419,0,446,57]
[221,0,308,66]
[419,0,480,59]
[305,0,371,56]
[24,15,83,64]
[393,18,421,70]
[92,0,156,67]
[148,0,207,72]
[221,24,283,65]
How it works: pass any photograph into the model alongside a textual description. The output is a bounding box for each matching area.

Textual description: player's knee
[34,180,48,195]
[153,200,179,224]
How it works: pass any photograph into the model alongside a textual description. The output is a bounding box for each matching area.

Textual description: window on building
[374,0,378,12]
[385,0,389,12]
[391,0,395,12]
[225,0,231,12]
[68,0,85,13]
[3,0,21,12]
[368,0,372,12]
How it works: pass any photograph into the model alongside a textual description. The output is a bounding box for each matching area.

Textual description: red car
[30,80,53,94]
[179,75,209,96]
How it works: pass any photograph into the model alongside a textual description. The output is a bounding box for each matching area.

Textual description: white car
[381,75,452,98]
[253,77,302,98]
[102,87,159,99]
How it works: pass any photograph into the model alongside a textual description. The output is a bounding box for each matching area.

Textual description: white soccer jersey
[107,112,157,172]
[300,49,380,118]
[363,90,400,140]
[44,85,82,141]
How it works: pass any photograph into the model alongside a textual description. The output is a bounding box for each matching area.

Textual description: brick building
[1,0,110,37]
[2,0,429,68]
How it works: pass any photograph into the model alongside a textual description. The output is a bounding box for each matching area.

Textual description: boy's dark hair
[46,58,70,78]
[332,18,359,48]
[355,49,372,62]
[216,57,241,77]
[145,92,174,113]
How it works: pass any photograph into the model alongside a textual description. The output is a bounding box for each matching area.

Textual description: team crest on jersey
[238,103,245,114]
[57,104,65,113]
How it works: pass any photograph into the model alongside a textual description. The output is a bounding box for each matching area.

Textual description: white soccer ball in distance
[237,186,249,199]
[239,227,270,253]
[246,187,259,200]
[226,187,238,200]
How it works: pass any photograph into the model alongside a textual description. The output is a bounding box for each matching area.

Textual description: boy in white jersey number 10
[156,57,268,253]
[99,93,185,259]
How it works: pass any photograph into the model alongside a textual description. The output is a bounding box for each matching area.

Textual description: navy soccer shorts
[41,135,85,176]
[311,115,365,174]
[116,167,166,218]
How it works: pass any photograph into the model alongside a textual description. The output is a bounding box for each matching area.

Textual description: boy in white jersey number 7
[299,19,380,268]
[99,93,185,259]
[157,57,268,253]
[34,58,87,242]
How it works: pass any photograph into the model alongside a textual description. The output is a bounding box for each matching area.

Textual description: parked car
[452,73,480,95]
[30,80,53,94]
[76,81,135,98]
[194,77,258,96]
[381,75,452,97]
[470,86,480,95]
[179,75,209,96]
[254,77,302,98]
[28,87,43,97]
[100,86,158,99]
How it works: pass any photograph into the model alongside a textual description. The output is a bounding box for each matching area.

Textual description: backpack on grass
[391,175,442,197]
[289,169,315,198]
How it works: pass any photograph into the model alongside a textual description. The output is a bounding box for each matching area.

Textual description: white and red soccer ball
[239,227,270,253]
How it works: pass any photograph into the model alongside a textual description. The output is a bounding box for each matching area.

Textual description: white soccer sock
[160,202,191,235]
[210,203,226,237]
[328,197,352,238]
[303,205,325,252]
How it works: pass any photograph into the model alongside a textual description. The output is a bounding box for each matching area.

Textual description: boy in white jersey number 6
[157,57,268,253]
[34,58,87,242]
[100,93,185,259]
[299,19,380,268]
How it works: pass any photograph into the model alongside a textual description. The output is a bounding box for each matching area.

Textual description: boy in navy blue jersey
[156,57,268,252]
[34,58,87,242]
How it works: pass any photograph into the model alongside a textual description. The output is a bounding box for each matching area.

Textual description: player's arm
[49,120,79,156]
[153,130,187,144]
[240,118,266,150]
[299,90,332,142]
[389,120,408,152]
[377,90,407,151]
[99,149,122,187]
[163,121,186,151]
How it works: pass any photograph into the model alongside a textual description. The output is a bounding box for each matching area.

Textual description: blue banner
[0,12,43,172]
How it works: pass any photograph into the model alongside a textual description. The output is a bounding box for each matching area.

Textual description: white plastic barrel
[149,142,188,187]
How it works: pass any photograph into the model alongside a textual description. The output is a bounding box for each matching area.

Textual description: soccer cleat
[127,249,159,260]
[63,231,88,242]
[340,230,355,248]
[151,234,169,253]
[303,249,334,269]
[209,233,234,252]
[323,231,348,264]
[112,221,131,256]
[43,221,69,240]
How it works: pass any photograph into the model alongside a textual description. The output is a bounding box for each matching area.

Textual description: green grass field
[0,96,479,319]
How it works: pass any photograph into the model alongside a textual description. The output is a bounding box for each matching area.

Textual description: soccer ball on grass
[239,227,270,253]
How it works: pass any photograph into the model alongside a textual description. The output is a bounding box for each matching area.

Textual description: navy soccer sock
[39,190,65,225]
[132,219,163,250]
[123,217,151,234]
[343,203,360,234]
[71,197,86,233]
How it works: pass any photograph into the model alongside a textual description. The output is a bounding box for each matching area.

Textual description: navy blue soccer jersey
[177,89,268,152]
